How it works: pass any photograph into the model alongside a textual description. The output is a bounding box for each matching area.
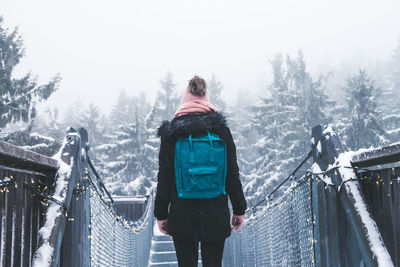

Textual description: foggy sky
[2,0,400,118]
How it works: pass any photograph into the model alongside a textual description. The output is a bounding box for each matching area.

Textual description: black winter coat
[154,112,247,241]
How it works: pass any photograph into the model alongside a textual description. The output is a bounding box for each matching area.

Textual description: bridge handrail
[32,129,83,267]
[311,125,394,267]
[351,142,400,168]
[29,126,155,267]
[0,141,59,267]
[224,124,398,267]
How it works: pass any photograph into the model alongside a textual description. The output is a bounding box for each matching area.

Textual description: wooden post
[312,125,393,267]
[32,128,81,267]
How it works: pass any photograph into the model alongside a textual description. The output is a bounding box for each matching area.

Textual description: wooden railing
[0,141,58,267]
[312,125,396,267]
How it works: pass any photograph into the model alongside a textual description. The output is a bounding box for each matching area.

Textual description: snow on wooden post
[311,125,393,267]
[32,128,82,267]
[60,127,91,267]
[311,125,341,267]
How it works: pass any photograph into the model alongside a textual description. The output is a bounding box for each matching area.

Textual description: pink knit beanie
[173,76,218,118]
[180,85,210,104]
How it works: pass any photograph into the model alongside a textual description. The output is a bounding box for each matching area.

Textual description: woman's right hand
[157,219,169,235]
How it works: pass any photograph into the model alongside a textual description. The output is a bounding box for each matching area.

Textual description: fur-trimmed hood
[157,112,227,140]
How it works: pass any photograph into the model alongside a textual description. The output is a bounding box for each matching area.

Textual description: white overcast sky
[2,0,400,117]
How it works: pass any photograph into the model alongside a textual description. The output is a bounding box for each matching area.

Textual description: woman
[154,76,247,267]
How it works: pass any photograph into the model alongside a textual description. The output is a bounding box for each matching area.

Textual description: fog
[2,0,400,116]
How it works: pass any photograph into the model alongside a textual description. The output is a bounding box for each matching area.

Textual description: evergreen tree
[208,74,226,111]
[345,70,386,149]
[156,71,180,119]
[0,17,60,155]
[0,17,60,129]
[141,72,180,183]
[246,52,332,204]
[80,103,102,147]
[381,38,400,142]
[93,91,151,196]
[95,116,151,196]
[62,98,84,129]
[110,90,135,126]
[43,108,64,140]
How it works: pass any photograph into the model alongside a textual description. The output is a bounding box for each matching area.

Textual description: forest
[1,16,399,206]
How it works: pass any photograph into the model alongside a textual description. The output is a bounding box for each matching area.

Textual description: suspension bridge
[0,125,399,267]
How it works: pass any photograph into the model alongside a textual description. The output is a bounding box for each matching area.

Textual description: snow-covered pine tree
[80,103,103,147]
[0,17,59,129]
[381,38,400,142]
[246,52,332,205]
[41,108,64,141]
[94,91,151,196]
[0,16,60,155]
[109,90,136,126]
[62,98,85,129]
[208,74,226,111]
[141,72,180,183]
[229,91,258,196]
[97,117,150,195]
[345,70,386,150]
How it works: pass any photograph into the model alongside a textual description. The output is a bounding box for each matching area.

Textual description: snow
[310,147,395,266]
[105,161,124,169]
[383,114,400,120]
[323,124,335,136]
[96,143,118,151]
[29,132,56,142]
[33,243,54,267]
[345,181,393,267]
[113,196,147,202]
[316,141,322,157]
[0,210,5,264]
[387,128,400,135]
[11,211,15,267]
[311,163,333,185]
[32,136,73,267]
[336,151,394,267]
[2,177,11,182]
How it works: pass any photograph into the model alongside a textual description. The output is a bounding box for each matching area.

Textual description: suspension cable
[249,149,313,212]
[87,156,114,204]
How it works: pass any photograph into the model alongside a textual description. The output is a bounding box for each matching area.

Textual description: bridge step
[150,222,202,266]
[151,251,177,262]
[150,263,178,267]
[150,262,203,267]
[152,240,176,251]
[153,234,173,242]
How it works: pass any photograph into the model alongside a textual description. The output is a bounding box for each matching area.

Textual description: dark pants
[173,238,225,267]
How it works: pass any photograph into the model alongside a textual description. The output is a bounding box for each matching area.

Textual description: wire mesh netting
[89,181,154,267]
[223,176,315,267]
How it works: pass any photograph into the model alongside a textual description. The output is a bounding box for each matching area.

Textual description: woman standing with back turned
[154,76,247,267]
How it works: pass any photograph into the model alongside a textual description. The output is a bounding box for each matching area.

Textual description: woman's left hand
[157,219,169,235]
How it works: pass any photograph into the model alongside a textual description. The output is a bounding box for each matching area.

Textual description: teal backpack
[174,131,227,199]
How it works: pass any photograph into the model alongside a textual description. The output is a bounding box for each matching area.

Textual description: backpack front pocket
[184,166,220,191]
[187,166,218,176]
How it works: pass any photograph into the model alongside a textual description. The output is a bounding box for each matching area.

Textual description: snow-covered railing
[32,127,88,267]
[224,125,397,267]
[0,141,59,267]
[89,181,154,267]
[223,174,315,266]
[311,125,394,267]
[351,143,400,266]
[26,127,154,267]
